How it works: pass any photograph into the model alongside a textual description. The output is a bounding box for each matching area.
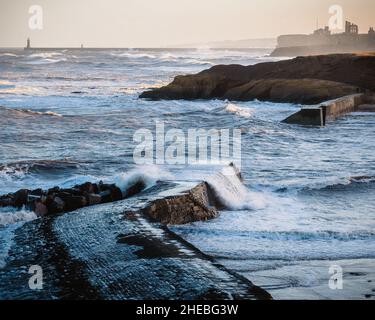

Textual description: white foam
[114,165,174,196]
[0,207,37,227]
[0,106,62,117]
[28,52,63,59]
[225,103,253,118]
[110,52,156,59]
[206,166,266,210]
[0,53,18,58]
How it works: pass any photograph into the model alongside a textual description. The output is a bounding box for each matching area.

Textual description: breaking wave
[114,165,174,196]
[0,106,62,117]
[225,103,253,118]
[0,207,37,227]
[206,166,266,210]
[25,52,67,65]
[300,175,375,193]
[0,160,79,179]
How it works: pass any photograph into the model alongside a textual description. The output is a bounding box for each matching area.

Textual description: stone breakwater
[0,181,126,217]
[0,179,271,300]
[0,181,220,225]
[0,164,242,225]
[140,53,375,105]
[1,165,249,225]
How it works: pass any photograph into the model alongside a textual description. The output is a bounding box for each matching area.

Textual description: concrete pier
[0,179,271,300]
[283,93,368,126]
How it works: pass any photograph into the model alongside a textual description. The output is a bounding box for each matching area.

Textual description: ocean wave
[28,52,64,59]
[0,207,37,268]
[0,106,62,117]
[349,175,375,184]
[110,52,157,59]
[0,53,18,58]
[25,58,67,65]
[225,103,253,118]
[0,207,37,227]
[25,52,67,65]
[300,175,375,193]
[0,86,42,95]
[206,166,266,210]
[0,160,79,178]
[184,59,215,66]
[159,53,179,62]
[114,165,174,196]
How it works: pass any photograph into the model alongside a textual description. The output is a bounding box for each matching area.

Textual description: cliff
[140,53,375,105]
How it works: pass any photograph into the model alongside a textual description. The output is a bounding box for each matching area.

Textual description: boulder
[141,182,218,225]
[57,193,87,211]
[0,196,15,207]
[123,180,147,198]
[35,201,48,217]
[14,189,29,208]
[88,193,102,205]
[46,196,65,215]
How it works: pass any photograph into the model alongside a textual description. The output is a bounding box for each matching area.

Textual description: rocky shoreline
[140,53,375,105]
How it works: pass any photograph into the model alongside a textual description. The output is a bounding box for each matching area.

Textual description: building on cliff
[272,21,375,56]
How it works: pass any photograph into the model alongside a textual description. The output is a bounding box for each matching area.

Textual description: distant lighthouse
[25,38,31,50]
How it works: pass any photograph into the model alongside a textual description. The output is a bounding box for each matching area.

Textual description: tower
[26,38,31,49]
[345,21,359,35]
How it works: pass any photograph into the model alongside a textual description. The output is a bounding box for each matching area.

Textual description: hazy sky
[0,0,374,47]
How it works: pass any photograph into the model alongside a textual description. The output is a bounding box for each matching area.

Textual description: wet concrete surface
[0,182,271,300]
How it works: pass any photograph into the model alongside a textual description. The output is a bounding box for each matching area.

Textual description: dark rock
[141,182,218,225]
[98,184,122,202]
[14,189,29,208]
[0,196,15,207]
[88,193,101,205]
[99,190,112,203]
[48,186,60,195]
[64,196,87,212]
[77,182,97,194]
[46,196,65,215]
[30,188,44,196]
[110,186,123,202]
[35,201,48,216]
[123,181,147,199]
[140,53,375,104]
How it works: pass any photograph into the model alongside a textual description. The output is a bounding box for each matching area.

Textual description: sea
[0,48,374,299]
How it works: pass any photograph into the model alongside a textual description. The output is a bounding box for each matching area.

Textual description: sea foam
[114,165,174,196]
[206,166,266,210]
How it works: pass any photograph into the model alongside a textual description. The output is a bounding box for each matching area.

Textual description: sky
[0,0,374,47]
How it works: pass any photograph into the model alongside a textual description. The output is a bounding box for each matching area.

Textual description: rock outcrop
[141,182,218,225]
[140,53,375,104]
